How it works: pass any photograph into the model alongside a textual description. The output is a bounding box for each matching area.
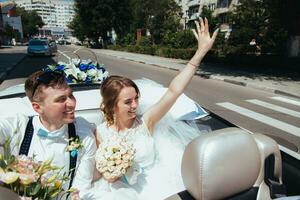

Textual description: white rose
[103,172,111,180]
[108,165,115,172]
[115,159,122,165]
[107,160,115,167]
[77,71,87,81]
[87,68,97,77]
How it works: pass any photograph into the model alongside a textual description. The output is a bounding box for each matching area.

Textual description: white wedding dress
[89,78,210,200]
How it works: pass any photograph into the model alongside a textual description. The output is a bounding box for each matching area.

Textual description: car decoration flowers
[45,58,109,84]
[66,137,84,158]
[0,137,77,199]
[95,135,136,182]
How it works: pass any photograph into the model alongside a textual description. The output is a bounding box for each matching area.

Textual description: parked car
[27,39,57,56]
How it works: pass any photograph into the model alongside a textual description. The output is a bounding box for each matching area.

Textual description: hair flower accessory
[66,137,84,158]
[45,58,109,84]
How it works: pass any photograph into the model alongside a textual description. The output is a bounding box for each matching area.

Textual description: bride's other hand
[103,175,120,183]
[190,17,219,66]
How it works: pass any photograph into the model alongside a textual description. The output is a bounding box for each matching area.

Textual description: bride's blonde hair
[100,75,140,126]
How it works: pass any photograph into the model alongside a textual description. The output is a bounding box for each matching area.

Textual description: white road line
[73,48,83,53]
[271,96,300,107]
[57,50,71,60]
[217,102,300,137]
[246,99,300,118]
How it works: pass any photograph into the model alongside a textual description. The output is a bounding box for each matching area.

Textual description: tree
[16,7,44,38]
[227,0,288,55]
[4,23,14,38]
[73,0,133,47]
[68,13,85,43]
[148,0,181,44]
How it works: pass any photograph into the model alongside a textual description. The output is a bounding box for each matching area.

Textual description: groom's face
[33,85,76,127]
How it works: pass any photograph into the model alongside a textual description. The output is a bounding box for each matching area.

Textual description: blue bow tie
[37,128,64,139]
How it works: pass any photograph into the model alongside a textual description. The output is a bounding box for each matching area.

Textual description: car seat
[165,127,262,200]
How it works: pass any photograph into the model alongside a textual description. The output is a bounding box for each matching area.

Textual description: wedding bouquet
[0,138,78,200]
[45,58,109,84]
[95,135,136,181]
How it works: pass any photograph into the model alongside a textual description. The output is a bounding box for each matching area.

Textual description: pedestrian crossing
[216,96,300,138]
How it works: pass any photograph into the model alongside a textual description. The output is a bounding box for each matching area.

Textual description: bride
[89,18,218,200]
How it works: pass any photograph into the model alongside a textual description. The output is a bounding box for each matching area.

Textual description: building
[0,2,23,44]
[13,0,74,32]
[176,0,238,32]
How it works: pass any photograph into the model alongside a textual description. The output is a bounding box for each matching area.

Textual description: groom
[0,70,97,199]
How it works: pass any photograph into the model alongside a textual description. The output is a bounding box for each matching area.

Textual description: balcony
[189,12,200,21]
[187,0,200,7]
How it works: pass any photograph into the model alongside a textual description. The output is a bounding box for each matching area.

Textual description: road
[2,45,300,157]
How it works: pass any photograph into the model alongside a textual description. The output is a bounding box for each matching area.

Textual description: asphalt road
[3,45,300,158]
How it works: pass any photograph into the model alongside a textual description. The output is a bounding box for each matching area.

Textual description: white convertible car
[0,80,299,200]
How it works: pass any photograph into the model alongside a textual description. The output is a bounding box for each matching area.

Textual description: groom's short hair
[25,70,68,102]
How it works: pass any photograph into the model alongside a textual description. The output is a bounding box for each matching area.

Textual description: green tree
[4,23,14,38]
[16,7,44,38]
[200,5,219,32]
[148,0,181,44]
[68,13,85,43]
[228,0,288,55]
[72,0,133,47]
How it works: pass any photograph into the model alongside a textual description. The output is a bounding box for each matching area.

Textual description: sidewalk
[95,49,300,99]
[0,46,27,83]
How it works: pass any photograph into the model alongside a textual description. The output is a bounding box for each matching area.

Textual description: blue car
[27,39,57,56]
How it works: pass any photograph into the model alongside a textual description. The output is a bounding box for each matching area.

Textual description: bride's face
[115,86,139,121]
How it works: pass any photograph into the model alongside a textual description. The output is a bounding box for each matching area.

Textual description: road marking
[246,99,300,118]
[73,48,83,53]
[217,102,300,137]
[271,96,300,107]
[57,50,70,60]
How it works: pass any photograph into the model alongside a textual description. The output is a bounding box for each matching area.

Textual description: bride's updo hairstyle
[100,75,140,126]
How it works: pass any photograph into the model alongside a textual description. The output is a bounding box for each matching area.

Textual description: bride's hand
[191,17,219,63]
[103,175,120,183]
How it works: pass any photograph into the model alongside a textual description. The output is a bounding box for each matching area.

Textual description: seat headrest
[253,133,282,185]
[181,127,261,200]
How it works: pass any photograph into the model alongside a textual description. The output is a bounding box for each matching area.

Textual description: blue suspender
[19,117,77,190]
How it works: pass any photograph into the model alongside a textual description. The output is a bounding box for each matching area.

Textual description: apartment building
[13,0,74,29]
[176,0,238,31]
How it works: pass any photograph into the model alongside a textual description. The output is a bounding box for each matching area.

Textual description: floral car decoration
[45,58,109,84]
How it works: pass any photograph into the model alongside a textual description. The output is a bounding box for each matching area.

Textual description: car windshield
[29,40,47,45]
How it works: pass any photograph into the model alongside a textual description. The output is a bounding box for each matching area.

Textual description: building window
[217,0,232,8]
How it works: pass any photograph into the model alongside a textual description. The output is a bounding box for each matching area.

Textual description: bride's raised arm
[143,18,218,134]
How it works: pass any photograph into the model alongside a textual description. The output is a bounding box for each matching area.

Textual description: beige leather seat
[253,134,286,199]
[166,127,262,200]
[0,187,20,200]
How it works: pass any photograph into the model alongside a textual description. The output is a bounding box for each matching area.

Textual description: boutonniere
[66,137,84,157]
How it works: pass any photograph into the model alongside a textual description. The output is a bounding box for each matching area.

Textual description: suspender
[67,123,77,190]
[19,117,78,190]
[19,116,34,155]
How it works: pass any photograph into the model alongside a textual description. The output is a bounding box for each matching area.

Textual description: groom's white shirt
[0,114,97,199]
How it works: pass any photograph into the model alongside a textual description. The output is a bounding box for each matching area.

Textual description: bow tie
[37,128,65,139]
